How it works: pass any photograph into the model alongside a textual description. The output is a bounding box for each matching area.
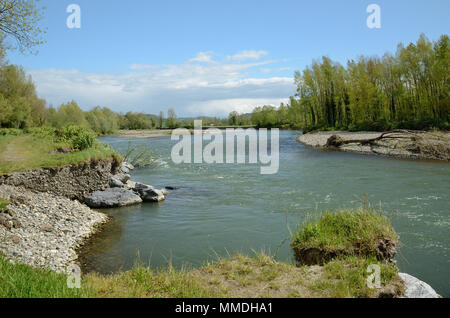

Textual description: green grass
[0,250,404,298]
[311,256,403,298]
[0,256,88,298]
[0,133,119,174]
[0,256,219,298]
[291,208,398,262]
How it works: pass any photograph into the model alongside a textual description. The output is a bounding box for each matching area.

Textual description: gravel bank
[0,185,107,273]
[297,130,450,161]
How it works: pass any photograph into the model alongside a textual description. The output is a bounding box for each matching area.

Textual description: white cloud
[28,50,295,117]
[228,50,268,62]
[189,51,214,63]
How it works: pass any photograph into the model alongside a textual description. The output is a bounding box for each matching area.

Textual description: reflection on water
[79,131,450,297]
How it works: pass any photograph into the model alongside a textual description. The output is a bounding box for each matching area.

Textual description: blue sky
[6,0,450,117]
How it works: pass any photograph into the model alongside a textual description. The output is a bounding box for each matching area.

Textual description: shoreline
[0,184,108,273]
[297,130,450,161]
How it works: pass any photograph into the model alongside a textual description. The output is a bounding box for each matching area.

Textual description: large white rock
[85,188,142,208]
[399,273,440,298]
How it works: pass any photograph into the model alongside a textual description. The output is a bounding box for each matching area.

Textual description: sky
[6,0,450,117]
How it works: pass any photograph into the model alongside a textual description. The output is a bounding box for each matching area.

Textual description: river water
[80,131,449,297]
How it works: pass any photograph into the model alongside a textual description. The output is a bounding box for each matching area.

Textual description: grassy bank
[0,127,119,174]
[0,209,404,298]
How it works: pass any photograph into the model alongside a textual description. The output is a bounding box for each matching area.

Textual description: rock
[165,186,179,190]
[161,189,168,195]
[139,188,165,203]
[122,162,134,172]
[0,214,12,230]
[112,173,131,184]
[399,273,440,298]
[40,224,53,232]
[325,134,345,148]
[85,188,142,208]
[124,180,136,190]
[11,235,21,244]
[10,194,29,205]
[12,219,21,229]
[109,177,124,188]
[133,182,154,192]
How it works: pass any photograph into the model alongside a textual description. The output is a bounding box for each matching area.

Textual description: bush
[57,125,96,151]
[0,128,24,136]
[26,126,57,139]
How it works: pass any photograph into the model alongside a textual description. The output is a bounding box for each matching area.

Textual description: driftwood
[325,130,421,148]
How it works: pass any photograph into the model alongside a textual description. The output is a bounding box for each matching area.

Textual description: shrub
[57,125,96,151]
[27,126,57,139]
[0,128,24,136]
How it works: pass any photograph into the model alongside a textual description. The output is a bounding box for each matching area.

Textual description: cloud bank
[29,50,295,117]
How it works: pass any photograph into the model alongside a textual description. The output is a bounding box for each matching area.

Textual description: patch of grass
[0,256,90,298]
[0,251,404,298]
[311,256,404,298]
[84,263,222,298]
[0,133,119,174]
[291,208,398,264]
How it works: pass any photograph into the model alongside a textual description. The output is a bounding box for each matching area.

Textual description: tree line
[242,34,449,131]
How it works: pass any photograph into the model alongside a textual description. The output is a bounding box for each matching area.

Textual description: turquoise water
[81,131,450,297]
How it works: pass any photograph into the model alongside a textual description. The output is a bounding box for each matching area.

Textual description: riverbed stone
[139,188,165,202]
[121,162,134,172]
[399,273,440,298]
[112,173,131,184]
[85,188,142,208]
[109,177,124,188]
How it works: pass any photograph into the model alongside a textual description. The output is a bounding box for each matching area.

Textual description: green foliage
[0,0,46,54]
[119,112,152,130]
[26,125,56,138]
[249,34,449,131]
[0,63,47,129]
[0,127,23,136]
[57,125,96,151]
[166,108,178,129]
[85,106,120,135]
[47,101,87,128]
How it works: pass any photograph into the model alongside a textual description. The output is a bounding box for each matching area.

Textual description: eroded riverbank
[297,130,450,161]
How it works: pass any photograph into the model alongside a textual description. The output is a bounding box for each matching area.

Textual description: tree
[228,111,239,126]
[166,108,178,129]
[0,0,46,53]
[158,111,164,129]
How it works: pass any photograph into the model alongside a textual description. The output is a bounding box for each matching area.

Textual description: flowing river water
[80,131,450,296]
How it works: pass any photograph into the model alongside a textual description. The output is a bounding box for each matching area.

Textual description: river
[80,130,449,297]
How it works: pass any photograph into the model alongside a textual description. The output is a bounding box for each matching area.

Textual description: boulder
[109,177,124,188]
[133,182,154,192]
[139,188,165,203]
[122,162,134,171]
[85,188,142,208]
[399,273,440,298]
[113,173,131,184]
